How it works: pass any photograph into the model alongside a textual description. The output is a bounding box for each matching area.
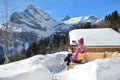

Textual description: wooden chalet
[69,28,120,52]
[68,28,120,68]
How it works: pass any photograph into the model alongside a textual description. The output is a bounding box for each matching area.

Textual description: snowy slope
[0,51,69,80]
[69,28,120,46]
[0,51,120,80]
[0,55,52,80]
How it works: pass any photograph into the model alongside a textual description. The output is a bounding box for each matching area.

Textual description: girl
[60,38,87,67]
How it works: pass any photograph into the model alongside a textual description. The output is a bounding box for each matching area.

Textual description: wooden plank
[86,52,105,61]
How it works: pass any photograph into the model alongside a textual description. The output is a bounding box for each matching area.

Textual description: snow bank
[1,51,120,80]
[0,51,69,80]
[42,51,69,73]
[54,57,120,80]
[0,55,51,80]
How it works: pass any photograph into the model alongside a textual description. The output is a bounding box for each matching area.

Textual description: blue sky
[0,0,120,22]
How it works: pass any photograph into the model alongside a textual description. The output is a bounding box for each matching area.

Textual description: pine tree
[84,22,91,28]
[26,42,37,57]
[104,10,120,31]
[111,10,119,21]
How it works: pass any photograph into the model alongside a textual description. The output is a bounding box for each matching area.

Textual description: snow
[0,51,120,80]
[64,16,99,25]
[69,28,120,46]
[54,57,120,80]
[0,55,51,80]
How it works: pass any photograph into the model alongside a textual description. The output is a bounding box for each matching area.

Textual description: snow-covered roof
[69,28,120,46]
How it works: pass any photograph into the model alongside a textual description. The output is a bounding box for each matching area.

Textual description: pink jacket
[71,47,87,61]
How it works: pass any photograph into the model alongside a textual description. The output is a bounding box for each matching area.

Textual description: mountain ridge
[9,4,99,34]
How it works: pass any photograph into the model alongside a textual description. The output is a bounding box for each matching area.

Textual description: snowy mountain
[9,4,57,38]
[9,4,100,38]
[64,16,99,25]
[54,16,99,31]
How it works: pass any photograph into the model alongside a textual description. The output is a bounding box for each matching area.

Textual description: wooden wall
[69,45,120,52]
